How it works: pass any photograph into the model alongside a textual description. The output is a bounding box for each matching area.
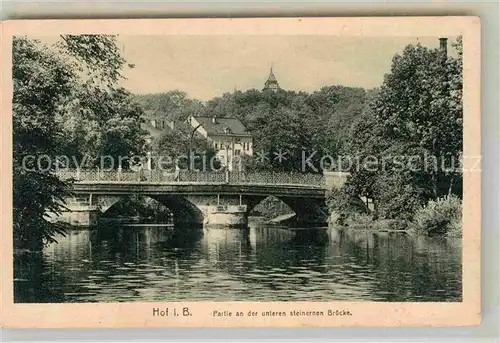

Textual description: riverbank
[328,195,462,238]
[330,214,462,238]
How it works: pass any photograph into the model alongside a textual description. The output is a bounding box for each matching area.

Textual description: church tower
[262,66,281,92]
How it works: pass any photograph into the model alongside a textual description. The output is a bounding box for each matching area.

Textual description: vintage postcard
[1,17,480,328]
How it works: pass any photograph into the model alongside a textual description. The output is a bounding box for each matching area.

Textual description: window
[234,149,241,155]
[214,142,218,149]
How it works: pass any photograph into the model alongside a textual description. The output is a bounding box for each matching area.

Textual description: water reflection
[14,225,462,303]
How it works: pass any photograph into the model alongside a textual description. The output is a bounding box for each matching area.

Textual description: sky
[35,35,456,101]
[116,35,455,101]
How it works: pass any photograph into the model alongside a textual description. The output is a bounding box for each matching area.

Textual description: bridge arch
[100,195,171,219]
[151,195,205,227]
[95,194,204,227]
[246,195,328,227]
[248,195,295,219]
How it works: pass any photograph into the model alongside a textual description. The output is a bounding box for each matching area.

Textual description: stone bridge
[54,170,349,228]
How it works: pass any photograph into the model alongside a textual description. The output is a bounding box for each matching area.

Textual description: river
[14,223,462,302]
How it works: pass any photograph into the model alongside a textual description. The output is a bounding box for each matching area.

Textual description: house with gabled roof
[187,115,253,169]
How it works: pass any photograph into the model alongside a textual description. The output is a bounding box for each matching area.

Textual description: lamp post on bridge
[144,137,153,181]
[223,137,235,183]
[189,123,202,171]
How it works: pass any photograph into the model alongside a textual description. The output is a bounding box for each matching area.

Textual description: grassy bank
[329,195,462,238]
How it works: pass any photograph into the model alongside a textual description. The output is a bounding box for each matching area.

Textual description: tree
[341,37,463,221]
[54,35,148,169]
[371,39,463,199]
[154,125,220,171]
[306,86,367,156]
[134,90,205,123]
[13,35,146,249]
[56,85,147,169]
[195,87,368,172]
[13,37,75,250]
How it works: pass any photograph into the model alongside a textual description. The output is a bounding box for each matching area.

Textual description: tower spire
[263,64,280,92]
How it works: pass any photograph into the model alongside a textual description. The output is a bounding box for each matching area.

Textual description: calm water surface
[14,223,462,302]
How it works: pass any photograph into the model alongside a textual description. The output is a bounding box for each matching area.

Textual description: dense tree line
[135,86,368,172]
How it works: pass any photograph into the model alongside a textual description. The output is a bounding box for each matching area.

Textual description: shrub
[413,195,462,237]
[327,187,368,222]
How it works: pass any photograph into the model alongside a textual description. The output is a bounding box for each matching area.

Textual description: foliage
[251,196,294,219]
[200,87,367,172]
[413,195,462,237]
[343,37,463,223]
[56,86,147,168]
[54,35,148,168]
[13,35,146,249]
[13,37,76,250]
[153,124,220,170]
[57,34,127,85]
[326,187,368,225]
[134,86,367,173]
[371,42,463,197]
[133,78,373,173]
[134,91,205,123]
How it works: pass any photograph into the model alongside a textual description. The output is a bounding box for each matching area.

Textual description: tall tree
[13,35,146,249]
[341,37,463,220]
[13,37,75,250]
[54,35,148,168]
[371,38,463,198]
[134,90,205,123]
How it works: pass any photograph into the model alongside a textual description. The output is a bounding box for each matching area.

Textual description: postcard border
[1,16,481,328]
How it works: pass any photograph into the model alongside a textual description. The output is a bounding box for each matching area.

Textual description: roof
[192,116,252,137]
[263,67,280,90]
[267,70,277,82]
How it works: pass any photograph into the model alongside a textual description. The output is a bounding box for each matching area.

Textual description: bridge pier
[56,208,100,226]
[49,196,100,227]
[200,205,248,228]
[183,195,248,228]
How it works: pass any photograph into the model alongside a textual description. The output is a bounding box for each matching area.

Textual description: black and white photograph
[10,26,468,307]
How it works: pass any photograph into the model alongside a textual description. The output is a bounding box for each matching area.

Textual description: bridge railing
[229,171,325,186]
[56,169,326,186]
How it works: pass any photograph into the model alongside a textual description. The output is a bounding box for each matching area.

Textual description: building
[262,67,281,92]
[142,67,279,169]
[187,115,253,169]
